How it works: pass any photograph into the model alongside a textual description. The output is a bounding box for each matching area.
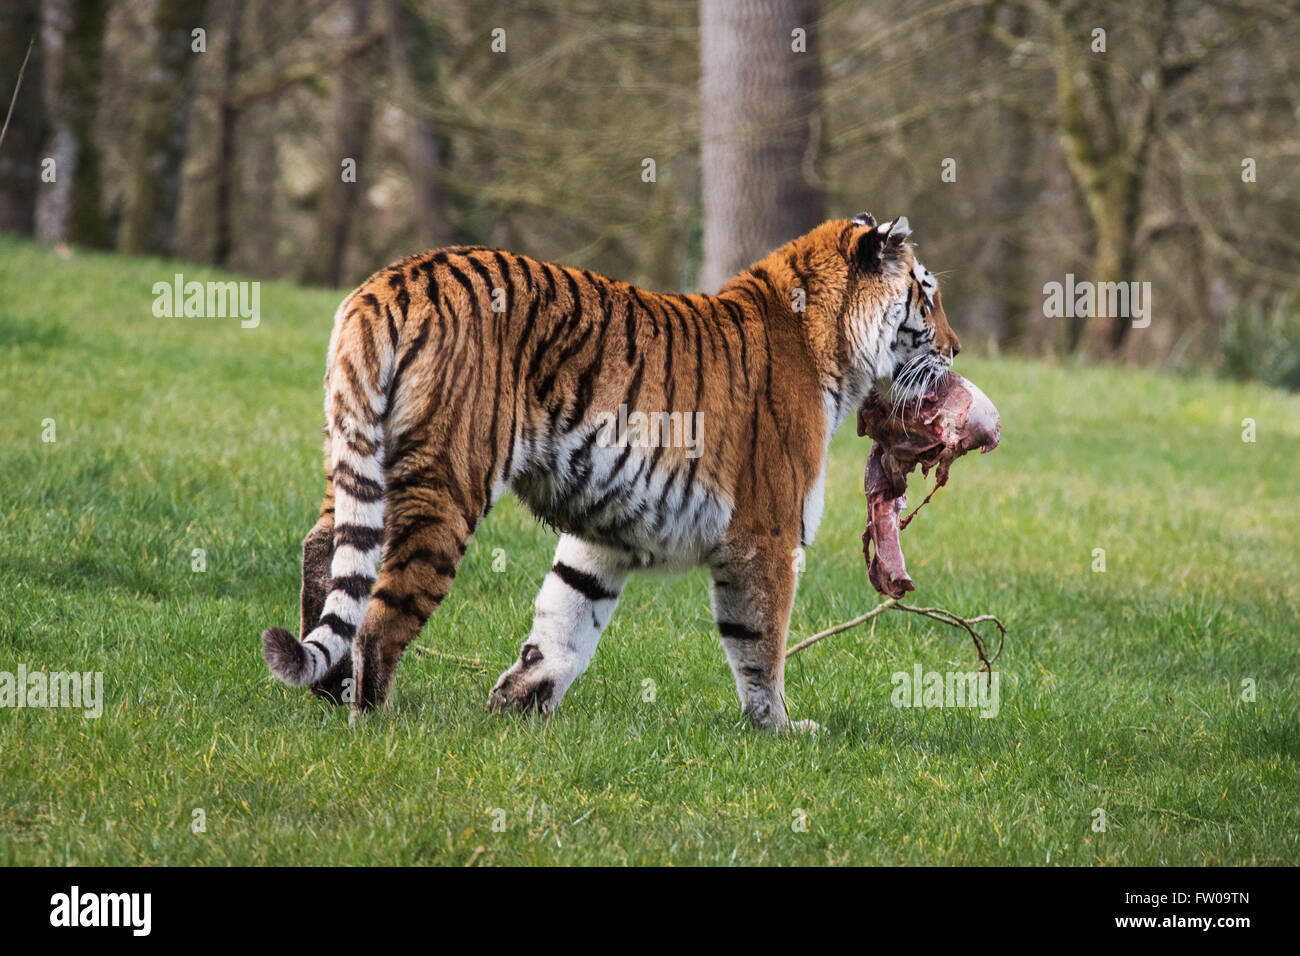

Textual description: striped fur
[261,215,960,730]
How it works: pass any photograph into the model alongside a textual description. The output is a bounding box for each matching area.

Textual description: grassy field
[1,235,1297,866]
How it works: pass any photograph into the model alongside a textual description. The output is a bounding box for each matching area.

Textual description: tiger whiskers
[886,355,931,436]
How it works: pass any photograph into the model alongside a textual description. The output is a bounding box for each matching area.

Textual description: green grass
[1,234,1297,866]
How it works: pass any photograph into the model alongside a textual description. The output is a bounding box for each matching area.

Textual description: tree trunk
[0,1,42,235]
[385,0,448,251]
[34,0,108,247]
[302,0,373,287]
[1085,184,1141,356]
[175,0,244,265]
[117,0,204,255]
[976,1,1032,351]
[698,0,825,291]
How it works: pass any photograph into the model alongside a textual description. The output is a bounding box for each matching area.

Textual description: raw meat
[857,373,1001,598]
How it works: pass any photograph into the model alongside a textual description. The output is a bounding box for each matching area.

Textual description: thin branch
[0,36,34,155]
[413,645,490,671]
[228,30,385,110]
[787,598,1007,686]
[785,598,899,657]
[897,602,1007,681]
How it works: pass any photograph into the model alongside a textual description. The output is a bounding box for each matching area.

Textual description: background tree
[174,0,244,265]
[117,0,204,255]
[383,0,449,251]
[3,0,1298,385]
[302,0,375,287]
[34,0,108,246]
[0,0,42,235]
[698,0,825,291]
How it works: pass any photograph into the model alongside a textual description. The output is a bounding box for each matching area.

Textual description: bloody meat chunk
[856,372,1001,598]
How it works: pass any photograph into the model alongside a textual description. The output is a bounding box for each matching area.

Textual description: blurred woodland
[1,0,1298,382]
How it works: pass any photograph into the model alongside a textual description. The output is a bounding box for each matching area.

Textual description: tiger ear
[855,216,911,272]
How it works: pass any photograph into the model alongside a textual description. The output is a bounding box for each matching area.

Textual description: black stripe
[304,638,334,668]
[337,358,374,424]
[392,320,431,397]
[484,298,507,503]
[333,461,383,502]
[717,621,763,642]
[492,250,515,315]
[423,260,440,304]
[562,268,583,319]
[318,613,357,639]
[630,288,659,338]
[467,254,499,312]
[372,586,438,623]
[538,320,595,411]
[661,297,676,408]
[384,547,458,577]
[386,302,401,347]
[334,523,384,552]
[719,298,749,385]
[748,266,778,298]
[445,262,478,313]
[622,297,637,365]
[552,561,618,602]
[519,255,535,296]
[566,305,611,432]
[538,263,557,304]
[333,573,375,599]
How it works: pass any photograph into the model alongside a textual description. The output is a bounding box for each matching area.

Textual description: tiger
[260,212,960,732]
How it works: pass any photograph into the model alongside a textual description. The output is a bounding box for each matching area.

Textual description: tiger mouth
[862,368,950,442]
[883,353,952,412]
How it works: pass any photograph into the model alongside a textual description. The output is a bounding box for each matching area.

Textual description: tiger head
[834,212,960,406]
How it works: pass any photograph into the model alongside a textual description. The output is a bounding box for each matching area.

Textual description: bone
[857,372,1000,598]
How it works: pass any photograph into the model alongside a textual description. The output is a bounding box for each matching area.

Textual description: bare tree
[0,1,41,235]
[991,0,1290,356]
[302,0,374,287]
[117,0,204,255]
[384,0,449,250]
[175,0,245,266]
[698,0,825,290]
[35,0,108,246]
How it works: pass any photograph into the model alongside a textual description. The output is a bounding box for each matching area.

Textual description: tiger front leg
[489,535,629,716]
[710,540,814,733]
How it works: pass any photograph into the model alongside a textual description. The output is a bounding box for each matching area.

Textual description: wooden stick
[413,645,489,671]
[787,597,1006,686]
[785,597,898,657]
[0,37,34,155]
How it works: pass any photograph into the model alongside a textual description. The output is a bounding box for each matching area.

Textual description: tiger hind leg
[350,485,476,718]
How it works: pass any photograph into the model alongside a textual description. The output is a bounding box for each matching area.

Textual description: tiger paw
[487,642,565,715]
